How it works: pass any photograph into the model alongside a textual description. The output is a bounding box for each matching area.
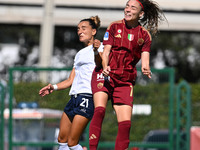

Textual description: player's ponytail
[90,16,101,30]
[138,0,166,35]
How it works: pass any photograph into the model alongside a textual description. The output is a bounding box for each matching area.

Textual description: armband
[53,84,58,91]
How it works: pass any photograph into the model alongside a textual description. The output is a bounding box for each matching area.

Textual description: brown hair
[80,16,101,36]
[136,0,166,35]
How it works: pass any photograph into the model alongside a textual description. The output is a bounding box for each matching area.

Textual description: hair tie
[136,0,144,10]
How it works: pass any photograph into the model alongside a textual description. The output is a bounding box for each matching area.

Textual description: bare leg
[57,112,73,150]
[93,91,108,108]
[58,112,73,142]
[113,105,132,122]
[68,115,90,147]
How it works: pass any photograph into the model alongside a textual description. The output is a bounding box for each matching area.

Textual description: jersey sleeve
[73,52,78,68]
[103,23,115,46]
[141,31,152,53]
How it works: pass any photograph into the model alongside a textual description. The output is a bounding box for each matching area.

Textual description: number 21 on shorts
[80,98,89,108]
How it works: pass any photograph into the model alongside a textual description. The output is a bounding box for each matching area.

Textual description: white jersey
[69,43,104,95]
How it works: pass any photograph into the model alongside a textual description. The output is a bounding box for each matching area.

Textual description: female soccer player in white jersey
[39,16,103,150]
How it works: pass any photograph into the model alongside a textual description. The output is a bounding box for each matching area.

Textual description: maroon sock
[115,120,131,150]
[89,107,105,150]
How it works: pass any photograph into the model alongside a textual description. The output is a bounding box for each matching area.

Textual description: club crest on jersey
[97,82,104,89]
[137,38,144,45]
[104,32,109,41]
[128,34,134,41]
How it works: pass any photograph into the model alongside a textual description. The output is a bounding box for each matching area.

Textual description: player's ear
[139,11,144,19]
[92,29,97,36]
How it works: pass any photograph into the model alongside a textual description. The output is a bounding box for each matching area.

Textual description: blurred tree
[0,24,40,66]
[151,31,200,82]
[0,24,200,82]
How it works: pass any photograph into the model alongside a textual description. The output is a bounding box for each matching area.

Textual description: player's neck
[125,20,139,28]
[84,38,94,47]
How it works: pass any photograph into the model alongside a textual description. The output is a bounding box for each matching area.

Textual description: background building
[0,0,199,30]
[0,0,200,82]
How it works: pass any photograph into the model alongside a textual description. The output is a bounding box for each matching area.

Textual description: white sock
[58,142,70,150]
[69,144,83,150]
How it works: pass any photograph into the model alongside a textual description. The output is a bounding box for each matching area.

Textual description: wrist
[53,84,58,91]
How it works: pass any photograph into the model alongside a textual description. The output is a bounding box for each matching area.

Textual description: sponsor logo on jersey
[104,32,109,41]
[137,38,144,45]
[97,73,104,81]
[115,34,121,38]
[128,34,134,41]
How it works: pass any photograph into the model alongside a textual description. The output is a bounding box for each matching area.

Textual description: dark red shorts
[91,68,134,107]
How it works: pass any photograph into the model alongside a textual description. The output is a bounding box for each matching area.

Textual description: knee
[67,137,79,147]
[57,133,68,143]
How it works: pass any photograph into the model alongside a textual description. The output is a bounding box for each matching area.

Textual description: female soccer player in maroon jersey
[89,0,166,149]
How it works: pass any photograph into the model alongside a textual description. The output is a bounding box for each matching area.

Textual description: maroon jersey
[103,19,152,83]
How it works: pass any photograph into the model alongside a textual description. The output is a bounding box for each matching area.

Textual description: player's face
[77,21,96,46]
[124,0,144,22]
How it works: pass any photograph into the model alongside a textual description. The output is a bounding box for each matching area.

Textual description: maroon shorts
[91,68,134,107]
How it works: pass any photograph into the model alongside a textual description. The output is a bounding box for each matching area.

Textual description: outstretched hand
[39,84,54,97]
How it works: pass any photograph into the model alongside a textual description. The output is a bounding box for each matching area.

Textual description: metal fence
[0,83,5,150]
[0,67,191,150]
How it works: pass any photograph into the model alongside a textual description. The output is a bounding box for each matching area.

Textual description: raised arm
[93,39,103,68]
[39,68,75,97]
[102,45,112,76]
[141,51,151,78]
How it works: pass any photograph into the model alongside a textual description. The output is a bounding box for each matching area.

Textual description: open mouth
[79,33,84,38]
[125,12,131,17]
[79,35,84,39]
[125,14,132,19]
